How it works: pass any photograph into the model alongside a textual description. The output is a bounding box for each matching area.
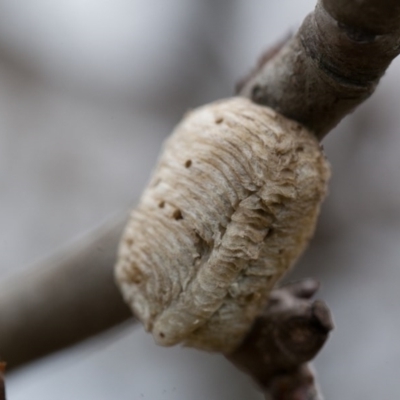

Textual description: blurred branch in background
[0,213,131,371]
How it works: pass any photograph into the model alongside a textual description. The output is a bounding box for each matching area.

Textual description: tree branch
[227,279,334,400]
[0,363,5,400]
[0,213,132,371]
[1,3,399,399]
[323,0,400,34]
[238,0,400,139]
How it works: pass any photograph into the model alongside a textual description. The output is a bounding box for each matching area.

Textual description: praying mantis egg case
[115,97,330,353]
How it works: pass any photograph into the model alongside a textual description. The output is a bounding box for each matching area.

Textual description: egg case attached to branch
[115,97,330,353]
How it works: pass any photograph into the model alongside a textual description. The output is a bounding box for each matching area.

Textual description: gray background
[1,1,400,398]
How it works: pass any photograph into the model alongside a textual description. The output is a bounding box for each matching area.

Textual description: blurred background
[1,0,400,398]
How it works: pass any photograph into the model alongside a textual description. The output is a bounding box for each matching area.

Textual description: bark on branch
[238,0,400,139]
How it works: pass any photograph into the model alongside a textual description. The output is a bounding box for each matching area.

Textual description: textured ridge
[115,97,330,353]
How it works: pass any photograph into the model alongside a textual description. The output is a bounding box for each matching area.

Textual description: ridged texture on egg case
[115,97,330,353]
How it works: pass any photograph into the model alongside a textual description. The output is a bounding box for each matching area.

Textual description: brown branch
[0,363,5,400]
[238,0,400,140]
[227,279,334,400]
[0,213,132,371]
